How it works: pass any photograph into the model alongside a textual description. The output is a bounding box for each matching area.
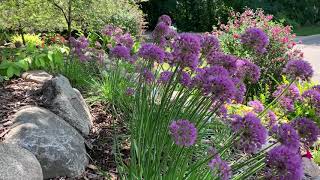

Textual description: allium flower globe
[265,145,303,180]
[208,156,232,180]
[201,34,220,56]
[271,123,300,150]
[240,27,269,54]
[158,14,172,26]
[138,43,165,63]
[231,113,267,153]
[158,71,173,84]
[283,59,313,80]
[207,52,237,74]
[110,45,131,60]
[169,119,197,147]
[291,117,320,147]
[248,100,264,113]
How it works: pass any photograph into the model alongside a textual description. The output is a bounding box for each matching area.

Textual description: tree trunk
[67,0,72,39]
[19,28,26,46]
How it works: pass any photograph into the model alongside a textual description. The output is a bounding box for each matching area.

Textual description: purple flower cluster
[208,154,232,180]
[158,71,173,84]
[206,52,237,74]
[291,117,320,147]
[179,71,192,88]
[273,84,300,112]
[240,27,269,54]
[102,24,123,37]
[231,113,267,153]
[142,69,155,84]
[201,34,220,57]
[138,43,165,63]
[302,89,320,115]
[69,36,90,61]
[248,100,264,113]
[152,22,170,46]
[236,59,261,83]
[110,45,131,60]
[283,59,313,80]
[116,33,134,49]
[265,145,303,180]
[267,110,277,128]
[126,87,135,96]
[172,33,201,69]
[158,14,172,26]
[169,119,197,147]
[271,123,300,150]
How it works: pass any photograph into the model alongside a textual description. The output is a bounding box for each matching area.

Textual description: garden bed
[0,78,127,179]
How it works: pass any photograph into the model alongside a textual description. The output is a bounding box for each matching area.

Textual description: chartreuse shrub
[215,9,304,100]
[99,15,320,179]
[11,33,42,47]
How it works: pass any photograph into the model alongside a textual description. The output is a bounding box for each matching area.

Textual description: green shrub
[85,0,146,36]
[11,34,42,47]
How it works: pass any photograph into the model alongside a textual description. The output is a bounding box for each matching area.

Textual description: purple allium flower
[77,36,89,49]
[126,87,135,96]
[265,145,303,180]
[142,69,155,84]
[208,155,232,180]
[158,14,172,26]
[172,33,201,69]
[232,113,267,153]
[201,35,220,56]
[240,27,269,54]
[102,25,115,36]
[179,71,193,88]
[283,59,313,81]
[291,117,320,147]
[236,59,261,83]
[302,89,320,115]
[232,78,246,103]
[138,43,165,63]
[248,100,264,113]
[267,110,277,128]
[271,124,300,150]
[110,45,131,60]
[169,119,197,147]
[273,84,300,100]
[158,71,173,84]
[152,22,170,45]
[208,76,237,102]
[217,104,228,118]
[206,52,237,74]
[280,97,295,112]
[193,66,230,88]
[116,33,134,49]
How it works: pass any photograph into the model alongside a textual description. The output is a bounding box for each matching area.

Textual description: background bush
[11,34,42,47]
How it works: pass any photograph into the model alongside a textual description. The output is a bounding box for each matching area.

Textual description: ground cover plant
[95,15,320,179]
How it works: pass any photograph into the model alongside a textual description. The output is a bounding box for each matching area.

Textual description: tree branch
[49,0,69,24]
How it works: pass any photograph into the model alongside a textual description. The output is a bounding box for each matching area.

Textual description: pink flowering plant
[214,9,304,99]
[90,15,319,179]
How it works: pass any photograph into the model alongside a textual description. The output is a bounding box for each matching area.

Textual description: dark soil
[0,78,129,180]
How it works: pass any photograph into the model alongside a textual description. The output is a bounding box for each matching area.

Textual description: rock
[21,70,53,83]
[303,157,320,178]
[0,143,43,180]
[4,106,88,179]
[41,75,93,135]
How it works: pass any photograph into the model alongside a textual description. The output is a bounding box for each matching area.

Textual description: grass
[294,25,320,36]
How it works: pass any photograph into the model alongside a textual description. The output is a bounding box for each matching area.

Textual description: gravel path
[296,35,320,82]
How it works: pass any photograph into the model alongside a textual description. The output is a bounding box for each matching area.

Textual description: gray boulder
[21,70,53,83]
[41,75,93,136]
[4,106,88,179]
[303,157,320,179]
[0,143,43,180]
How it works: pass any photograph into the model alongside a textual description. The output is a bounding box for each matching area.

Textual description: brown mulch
[0,78,129,180]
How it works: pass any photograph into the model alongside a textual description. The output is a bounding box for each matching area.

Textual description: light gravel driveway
[295,35,320,82]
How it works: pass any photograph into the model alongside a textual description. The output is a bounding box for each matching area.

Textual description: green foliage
[11,34,42,47]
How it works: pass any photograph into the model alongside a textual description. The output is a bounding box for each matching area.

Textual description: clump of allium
[248,100,264,113]
[208,76,237,102]
[271,123,300,150]
[208,155,232,180]
[265,145,303,180]
[110,45,131,60]
[152,22,170,46]
[273,84,300,112]
[231,113,267,153]
[201,34,220,56]
[283,59,313,80]
[116,33,134,49]
[236,59,261,83]
[142,69,155,84]
[158,71,173,84]
[302,89,320,115]
[193,66,230,88]
[172,33,201,69]
[169,119,197,147]
[240,27,269,54]
[179,71,193,88]
[206,52,237,74]
[138,43,165,63]
[291,117,320,147]
[158,14,172,26]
